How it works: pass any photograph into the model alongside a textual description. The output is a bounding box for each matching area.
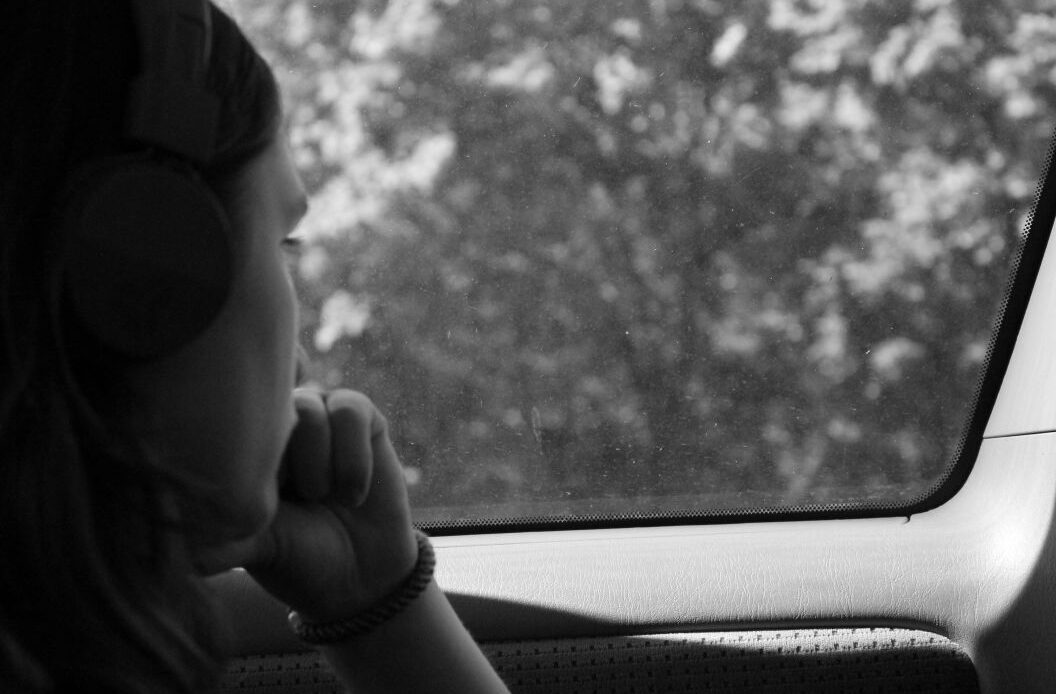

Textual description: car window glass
[218,0,1055,529]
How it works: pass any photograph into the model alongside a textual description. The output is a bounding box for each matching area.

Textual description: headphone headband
[125,0,218,164]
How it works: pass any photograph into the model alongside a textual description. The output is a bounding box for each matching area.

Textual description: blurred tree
[218,0,1052,521]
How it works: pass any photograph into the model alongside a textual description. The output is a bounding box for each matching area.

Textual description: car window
[217,0,1056,530]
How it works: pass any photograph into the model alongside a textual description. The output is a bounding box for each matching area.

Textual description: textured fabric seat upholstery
[216,627,978,693]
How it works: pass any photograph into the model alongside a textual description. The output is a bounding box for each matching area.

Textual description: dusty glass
[220,0,1054,526]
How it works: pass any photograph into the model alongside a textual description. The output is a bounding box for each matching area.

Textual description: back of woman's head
[0,1,280,691]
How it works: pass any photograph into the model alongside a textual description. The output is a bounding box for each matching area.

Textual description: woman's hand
[201,388,420,622]
[198,388,512,693]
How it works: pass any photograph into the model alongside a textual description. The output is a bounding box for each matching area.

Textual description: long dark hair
[0,1,281,690]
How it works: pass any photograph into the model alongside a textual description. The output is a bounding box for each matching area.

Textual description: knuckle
[327,389,377,421]
[293,388,327,416]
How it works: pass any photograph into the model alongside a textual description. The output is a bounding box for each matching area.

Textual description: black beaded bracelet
[287,530,436,645]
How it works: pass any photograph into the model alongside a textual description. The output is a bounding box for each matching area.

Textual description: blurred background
[217,0,1055,524]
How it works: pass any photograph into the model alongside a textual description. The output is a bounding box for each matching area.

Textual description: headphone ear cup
[61,157,233,359]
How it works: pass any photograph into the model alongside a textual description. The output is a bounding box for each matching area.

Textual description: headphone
[60,0,232,360]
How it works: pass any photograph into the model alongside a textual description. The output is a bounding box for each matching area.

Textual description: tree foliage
[218,0,1055,522]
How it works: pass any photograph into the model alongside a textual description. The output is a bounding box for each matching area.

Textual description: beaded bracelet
[287,530,436,645]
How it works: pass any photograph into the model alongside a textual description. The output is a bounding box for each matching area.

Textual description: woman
[0,1,509,691]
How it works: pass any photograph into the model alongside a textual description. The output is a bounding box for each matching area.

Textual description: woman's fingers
[326,389,377,507]
[283,388,379,507]
[286,389,332,502]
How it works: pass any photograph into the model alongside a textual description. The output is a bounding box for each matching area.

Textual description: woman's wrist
[246,499,421,626]
[288,530,435,644]
[316,581,512,694]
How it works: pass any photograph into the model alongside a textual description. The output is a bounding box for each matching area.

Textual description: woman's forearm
[318,581,510,693]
